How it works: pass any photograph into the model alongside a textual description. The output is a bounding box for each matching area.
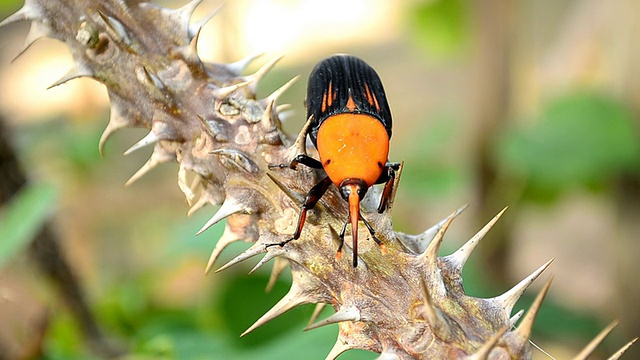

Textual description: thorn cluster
[1,0,635,358]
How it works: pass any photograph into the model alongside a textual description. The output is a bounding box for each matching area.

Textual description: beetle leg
[376,163,399,213]
[336,217,349,260]
[268,154,323,170]
[360,213,387,254]
[266,176,332,249]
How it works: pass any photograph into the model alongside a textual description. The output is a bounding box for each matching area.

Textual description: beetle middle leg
[266,176,332,249]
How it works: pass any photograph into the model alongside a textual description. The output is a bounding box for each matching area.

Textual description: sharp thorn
[97,10,131,45]
[47,66,94,89]
[572,320,619,360]
[509,309,524,328]
[325,338,351,360]
[211,148,259,173]
[265,257,289,292]
[260,99,276,131]
[444,206,508,271]
[11,21,50,63]
[494,259,554,318]
[514,276,554,341]
[196,197,245,235]
[289,114,313,156]
[266,173,305,204]
[466,326,509,360]
[307,303,327,328]
[213,80,251,98]
[246,55,284,92]
[204,223,243,274]
[422,206,465,263]
[420,278,449,336]
[125,147,173,186]
[265,75,300,104]
[0,5,40,28]
[607,337,638,360]
[399,205,468,254]
[215,243,266,273]
[188,195,210,217]
[306,306,361,331]
[226,52,264,75]
[240,281,311,337]
[249,251,279,274]
[191,4,223,37]
[123,131,158,155]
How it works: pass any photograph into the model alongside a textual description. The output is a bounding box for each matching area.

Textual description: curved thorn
[444,207,508,272]
[420,278,449,336]
[185,24,202,61]
[325,338,351,360]
[306,306,361,331]
[290,114,314,156]
[266,173,305,204]
[466,326,509,360]
[246,55,284,92]
[196,197,245,235]
[97,10,131,45]
[399,205,468,254]
[265,75,300,104]
[47,66,94,89]
[191,4,223,36]
[0,5,40,28]
[307,303,327,328]
[572,320,619,360]
[509,309,524,328]
[226,52,264,75]
[249,251,279,274]
[215,243,267,273]
[204,224,243,274]
[265,257,289,292]
[421,207,464,264]
[166,0,203,38]
[607,337,638,360]
[188,194,210,217]
[211,148,259,173]
[261,100,276,131]
[494,259,554,318]
[241,281,312,336]
[213,80,251,98]
[125,147,173,185]
[124,131,158,155]
[11,21,50,62]
[514,276,554,341]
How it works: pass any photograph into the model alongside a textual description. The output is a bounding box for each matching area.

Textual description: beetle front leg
[266,176,332,249]
[268,154,323,170]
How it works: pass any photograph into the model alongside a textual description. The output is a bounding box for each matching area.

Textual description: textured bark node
[1,1,636,359]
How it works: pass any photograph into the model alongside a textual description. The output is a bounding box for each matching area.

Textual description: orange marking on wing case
[346,95,357,111]
[327,81,334,107]
[321,92,327,112]
[364,83,375,106]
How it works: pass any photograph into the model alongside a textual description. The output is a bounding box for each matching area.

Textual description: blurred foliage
[406,0,470,58]
[0,183,56,267]
[496,91,640,202]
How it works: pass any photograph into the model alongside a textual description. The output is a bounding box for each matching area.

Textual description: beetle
[268,55,400,267]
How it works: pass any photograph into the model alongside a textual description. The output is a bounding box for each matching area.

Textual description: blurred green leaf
[407,0,470,58]
[0,183,56,267]
[496,92,640,201]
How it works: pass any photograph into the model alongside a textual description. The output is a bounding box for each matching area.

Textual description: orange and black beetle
[269,55,399,267]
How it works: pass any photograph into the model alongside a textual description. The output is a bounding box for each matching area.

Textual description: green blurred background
[0,0,639,359]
